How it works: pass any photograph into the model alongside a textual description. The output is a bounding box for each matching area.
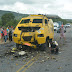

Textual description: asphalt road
[0,25,72,72]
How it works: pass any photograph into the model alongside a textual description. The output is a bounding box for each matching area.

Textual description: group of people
[1,26,13,43]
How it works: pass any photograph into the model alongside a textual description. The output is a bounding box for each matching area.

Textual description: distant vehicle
[65,23,70,27]
[57,21,63,27]
[53,22,59,31]
[57,26,66,33]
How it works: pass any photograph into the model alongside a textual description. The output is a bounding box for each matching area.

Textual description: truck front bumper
[20,41,36,48]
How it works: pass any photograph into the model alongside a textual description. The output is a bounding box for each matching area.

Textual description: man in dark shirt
[9,28,12,41]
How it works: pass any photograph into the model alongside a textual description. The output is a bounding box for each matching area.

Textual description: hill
[0,10,29,20]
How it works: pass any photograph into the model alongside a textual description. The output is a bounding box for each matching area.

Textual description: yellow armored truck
[13,15,54,50]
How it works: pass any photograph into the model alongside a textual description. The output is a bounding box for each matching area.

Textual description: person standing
[3,28,7,42]
[60,24,65,40]
[1,27,4,42]
[9,28,12,42]
[7,26,9,40]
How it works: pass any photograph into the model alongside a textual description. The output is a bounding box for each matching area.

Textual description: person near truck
[9,28,12,41]
[60,24,65,41]
[49,40,59,54]
[3,28,7,42]
[1,27,4,42]
[7,26,9,40]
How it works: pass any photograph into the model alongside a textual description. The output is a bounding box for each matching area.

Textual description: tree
[1,13,15,25]
[6,19,19,28]
[0,20,2,27]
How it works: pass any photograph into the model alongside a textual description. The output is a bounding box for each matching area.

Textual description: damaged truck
[13,14,54,50]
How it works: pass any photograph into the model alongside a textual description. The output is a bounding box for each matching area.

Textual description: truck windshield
[20,19,30,24]
[32,19,42,23]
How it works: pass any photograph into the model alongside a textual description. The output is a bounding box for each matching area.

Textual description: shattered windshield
[18,27,40,32]
[20,19,30,24]
[32,19,42,23]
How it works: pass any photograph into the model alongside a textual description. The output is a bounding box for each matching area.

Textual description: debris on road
[11,48,17,53]
[51,56,56,60]
[12,48,17,51]
[11,47,17,53]
[58,67,62,69]
[55,59,58,62]
[59,52,61,54]
[18,51,27,56]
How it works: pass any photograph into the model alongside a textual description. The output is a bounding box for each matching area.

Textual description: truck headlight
[14,34,17,37]
[38,34,44,37]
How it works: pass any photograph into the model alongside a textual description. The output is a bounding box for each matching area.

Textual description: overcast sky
[0,0,72,19]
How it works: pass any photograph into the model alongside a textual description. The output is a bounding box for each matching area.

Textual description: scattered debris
[31,56,34,58]
[58,67,62,69]
[12,48,17,51]
[59,52,61,54]
[43,51,46,54]
[42,60,45,62]
[46,57,50,59]
[55,59,58,62]
[18,51,27,56]
[51,56,56,59]
[11,47,18,53]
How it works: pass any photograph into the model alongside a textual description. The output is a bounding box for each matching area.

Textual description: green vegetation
[0,13,18,28]
[0,10,29,28]
[1,13,15,25]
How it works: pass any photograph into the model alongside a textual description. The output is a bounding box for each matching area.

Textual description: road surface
[0,25,72,72]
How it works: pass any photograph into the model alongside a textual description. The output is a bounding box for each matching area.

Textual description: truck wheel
[16,43,21,49]
[40,43,47,51]
[46,39,49,47]
[40,39,48,51]
[22,45,27,50]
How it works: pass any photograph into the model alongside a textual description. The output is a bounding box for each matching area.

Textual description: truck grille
[22,36,32,41]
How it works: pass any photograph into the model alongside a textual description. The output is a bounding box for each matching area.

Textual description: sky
[0,0,72,19]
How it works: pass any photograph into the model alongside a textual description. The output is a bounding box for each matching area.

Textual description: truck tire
[46,38,49,47]
[40,39,48,51]
[16,43,21,49]
[22,45,27,50]
[40,43,47,51]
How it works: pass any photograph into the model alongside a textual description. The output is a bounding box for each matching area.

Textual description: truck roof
[22,15,48,19]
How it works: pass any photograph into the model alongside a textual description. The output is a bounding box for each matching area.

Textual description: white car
[65,24,70,27]
[53,22,59,31]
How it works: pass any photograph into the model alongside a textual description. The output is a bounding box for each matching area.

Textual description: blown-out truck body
[13,15,54,50]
